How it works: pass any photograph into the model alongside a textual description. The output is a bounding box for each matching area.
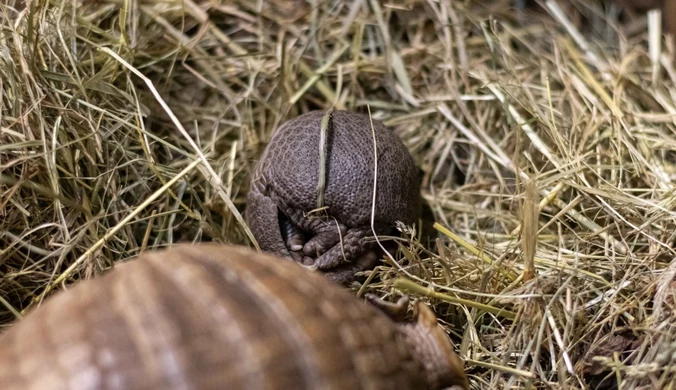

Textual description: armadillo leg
[246,187,299,261]
[312,226,375,270]
[301,218,348,257]
[322,250,380,285]
[324,265,361,285]
[279,207,348,259]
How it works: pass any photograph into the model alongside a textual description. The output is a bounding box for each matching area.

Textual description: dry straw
[1,0,676,388]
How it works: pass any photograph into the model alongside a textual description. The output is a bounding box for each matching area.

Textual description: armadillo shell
[0,244,427,390]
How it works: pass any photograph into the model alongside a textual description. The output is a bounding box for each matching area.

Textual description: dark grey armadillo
[246,109,422,284]
[0,243,468,390]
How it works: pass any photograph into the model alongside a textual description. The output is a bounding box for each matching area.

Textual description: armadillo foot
[301,217,347,257]
[312,227,373,270]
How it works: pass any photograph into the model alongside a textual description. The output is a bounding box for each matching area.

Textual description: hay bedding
[1,0,676,388]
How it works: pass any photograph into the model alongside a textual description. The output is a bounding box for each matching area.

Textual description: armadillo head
[398,302,469,390]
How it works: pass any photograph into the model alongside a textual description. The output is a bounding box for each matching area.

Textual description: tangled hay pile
[2,0,676,388]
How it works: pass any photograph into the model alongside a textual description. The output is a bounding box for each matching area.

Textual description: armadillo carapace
[0,243,468,390]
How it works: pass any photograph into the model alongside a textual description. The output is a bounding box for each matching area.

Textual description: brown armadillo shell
[0,244,426,390]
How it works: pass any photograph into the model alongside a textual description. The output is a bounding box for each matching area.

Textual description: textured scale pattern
[0,244,434,390]
[247,110,422,280]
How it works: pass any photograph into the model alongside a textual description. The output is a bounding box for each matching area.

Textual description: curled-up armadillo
[0,243,468,390]
[247,110,422,284]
